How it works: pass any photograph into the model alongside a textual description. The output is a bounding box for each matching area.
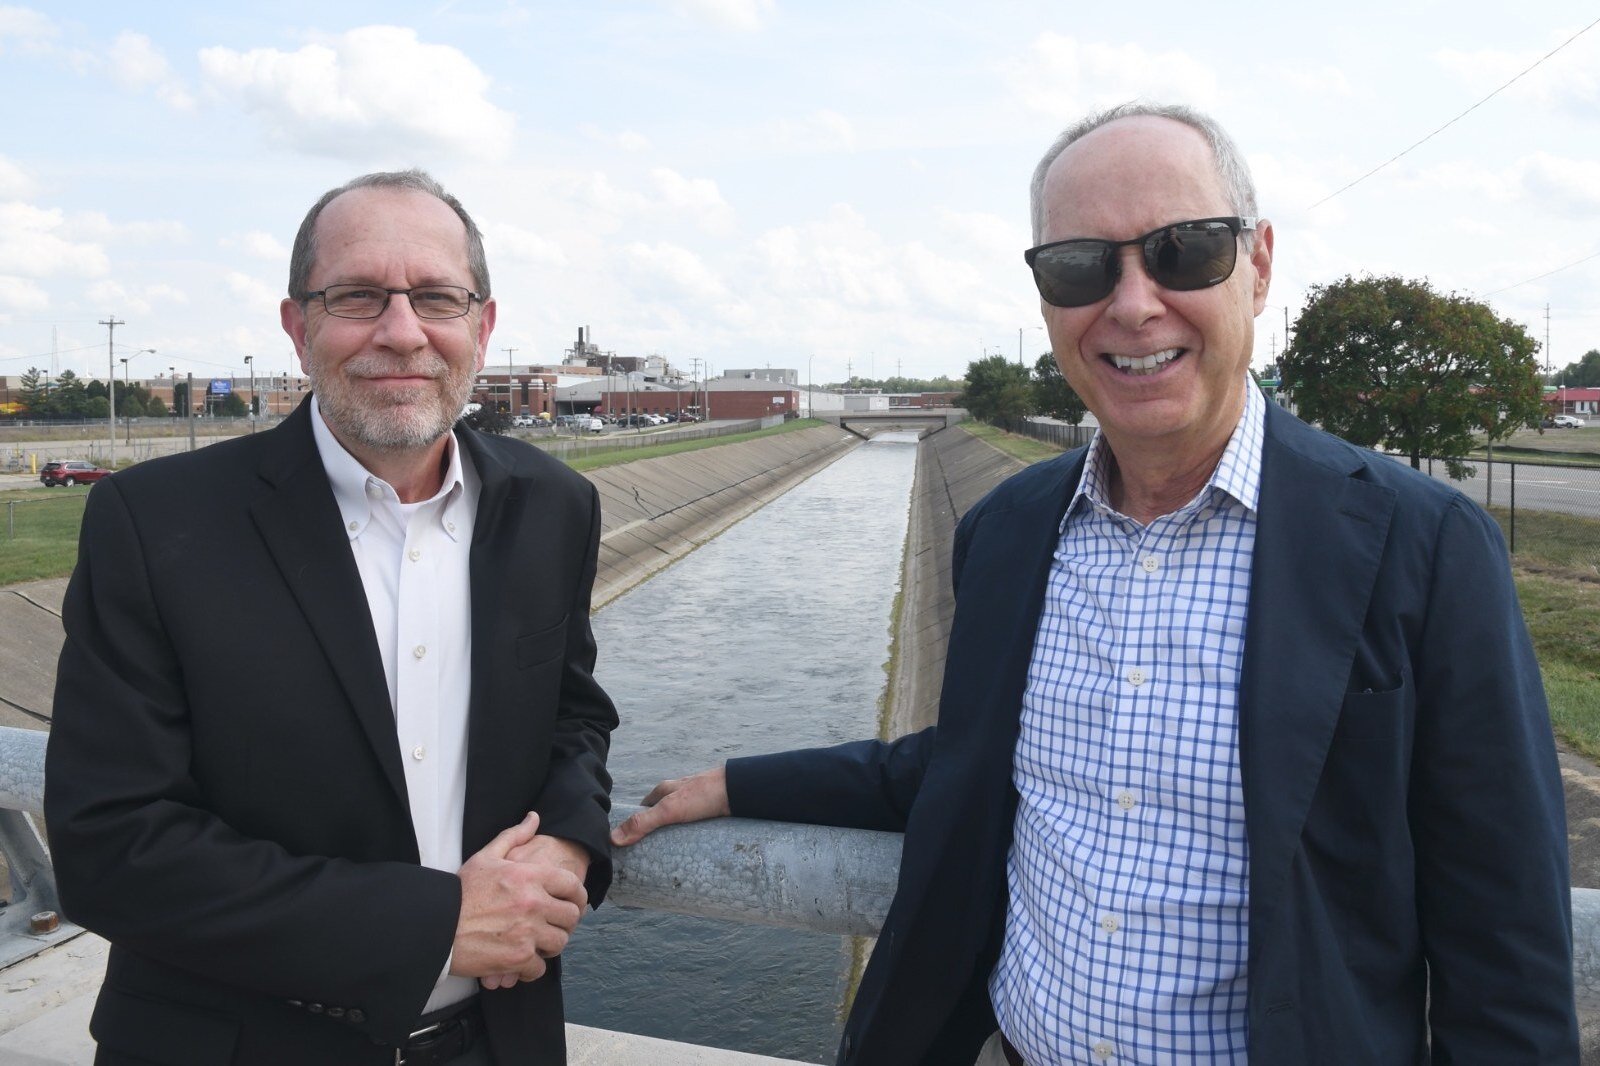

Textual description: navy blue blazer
[729,404,1576,1065]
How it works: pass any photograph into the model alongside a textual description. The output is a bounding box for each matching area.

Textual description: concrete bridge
[813,408,965,439]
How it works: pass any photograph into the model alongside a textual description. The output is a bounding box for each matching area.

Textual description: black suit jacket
[729,404,1577,1064]
[45,399,618,1065]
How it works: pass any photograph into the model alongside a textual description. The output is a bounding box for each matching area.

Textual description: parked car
[586,417,605,433]
[1552,414,1586,429]
[511,414,536,427]
[40,460,112,487]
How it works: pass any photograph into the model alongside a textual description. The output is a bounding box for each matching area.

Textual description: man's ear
[473,298,497,374]
[280,299,310,373]
[1250,219,1274,314]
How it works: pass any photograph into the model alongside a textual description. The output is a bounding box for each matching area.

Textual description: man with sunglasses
[46,171,618,1064]
[615,102,1576,1063]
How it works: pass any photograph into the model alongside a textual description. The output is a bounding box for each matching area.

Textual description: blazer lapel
[1239,409,1395,918]
[250,402,409,812]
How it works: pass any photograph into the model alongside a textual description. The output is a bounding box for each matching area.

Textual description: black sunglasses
[1023,216,1256,308]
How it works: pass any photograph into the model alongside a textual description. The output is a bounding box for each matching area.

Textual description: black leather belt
[395,998,481,1066]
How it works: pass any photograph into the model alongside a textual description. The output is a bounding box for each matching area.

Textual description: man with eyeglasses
[46,170,617,1065]
[614,103,1577,1063]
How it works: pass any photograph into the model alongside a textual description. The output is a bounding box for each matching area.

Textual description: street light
[244,355,255,432]
[120,348,154,446]
[1019,326,1045,367]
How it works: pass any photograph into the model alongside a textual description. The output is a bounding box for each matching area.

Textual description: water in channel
[562,432,921,1062]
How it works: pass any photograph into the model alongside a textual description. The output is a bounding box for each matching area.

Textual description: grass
[960,420,1065,465]
[562,418,827,473]
[0,487,88,585]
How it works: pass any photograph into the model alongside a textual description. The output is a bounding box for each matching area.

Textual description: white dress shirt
[311,396,480,1012]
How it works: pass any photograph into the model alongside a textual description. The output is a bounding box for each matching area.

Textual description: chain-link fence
[1015,418,1094,451]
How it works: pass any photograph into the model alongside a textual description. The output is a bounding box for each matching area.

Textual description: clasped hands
[450,811,592,989]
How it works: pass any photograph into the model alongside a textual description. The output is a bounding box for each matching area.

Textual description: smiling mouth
[1106,348,1184,376]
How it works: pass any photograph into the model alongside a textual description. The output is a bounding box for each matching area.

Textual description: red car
[40,460,111,487]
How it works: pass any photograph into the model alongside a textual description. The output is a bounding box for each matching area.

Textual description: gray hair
[287,169,491,301]
[1028,101,1258,245]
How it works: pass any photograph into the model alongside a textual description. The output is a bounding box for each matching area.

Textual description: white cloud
[63,212,188,244]
[86,280,189,316]
[580,124,651,152]
[0,273,48,311]
[1434,41,1600,120]
[767,109,854,153]
[225,272,279,311]
[651,167,735,232]
[199,26,516,161]
[0,202,109,277]
[109,31,194,110]
[667,0,775,32]
[1517,152,1600,215]
[1267,63,1353,98]
[222,230,289,261]
[1006,33,1221,117]
[620,241,729,302]
[487,221,567,267]
[0,6,54,44]
[0,156,34,199]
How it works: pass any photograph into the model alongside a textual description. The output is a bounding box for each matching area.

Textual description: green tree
[85,396,109,420]
[216,392,248,417]
[1281,275,1544,477]
[19,367,47,415]
[1549,348,1600,388]
[145,395,169,418]
[52,370,90,417]
[959,355,1033,429]
[1030,353,1088,425]
[172,380,191,416]
[461,406,510,435]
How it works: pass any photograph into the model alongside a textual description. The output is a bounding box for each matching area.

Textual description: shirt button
[1116,790,1136,811]
[408,548,421,562]
[1092,1040,1114,1060]
[365,483,382,499]
[446,521,456,533]
[1141,556,1159,573]
[413,644,426,659]
[1127,668,1146,687]
[412,745,426,760]
[1100,915,1119,933]
[347,521,359,532]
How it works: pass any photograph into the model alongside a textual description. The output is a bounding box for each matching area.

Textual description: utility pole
[502,347,518,414]
[100,315,124,469]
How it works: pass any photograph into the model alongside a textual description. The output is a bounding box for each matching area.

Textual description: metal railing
[1015,418,1093,451]
[4,724,1599,1005]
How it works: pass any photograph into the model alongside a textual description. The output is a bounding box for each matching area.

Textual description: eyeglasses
[306,284,482,320]
[1023,217,1256,308]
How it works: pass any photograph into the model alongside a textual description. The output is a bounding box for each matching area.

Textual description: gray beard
[308,357,473,454]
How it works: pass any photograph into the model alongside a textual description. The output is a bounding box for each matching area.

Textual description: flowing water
[562,433,920,1061]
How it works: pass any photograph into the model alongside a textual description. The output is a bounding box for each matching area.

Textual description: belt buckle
[395,1020,446,1066]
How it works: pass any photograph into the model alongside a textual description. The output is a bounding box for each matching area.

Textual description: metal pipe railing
[3,725,1598,993]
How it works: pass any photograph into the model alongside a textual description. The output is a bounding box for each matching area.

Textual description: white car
[1552,414,1586,429]
[585,417,605,433]
[511,414,535,427]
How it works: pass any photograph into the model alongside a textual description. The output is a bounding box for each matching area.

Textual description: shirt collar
[1065,374,1267,529]
[310,394,471,542]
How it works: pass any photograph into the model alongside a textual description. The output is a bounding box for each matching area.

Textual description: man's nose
[1104,245,1165,329]
[372,292,430,346]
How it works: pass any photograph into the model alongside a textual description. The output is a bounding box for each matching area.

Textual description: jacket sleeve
[1411,496,1578,1060]
[44,479,459,1046]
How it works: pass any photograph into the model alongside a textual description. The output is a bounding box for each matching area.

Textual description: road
[1384,453,1600,521]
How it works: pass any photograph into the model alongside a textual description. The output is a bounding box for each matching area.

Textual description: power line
[1481,249,1600,297]
[1307,15,1600,211]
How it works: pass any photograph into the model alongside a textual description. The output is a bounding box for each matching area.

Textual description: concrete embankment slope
[588,424,857,607]
[884,427,1028,738]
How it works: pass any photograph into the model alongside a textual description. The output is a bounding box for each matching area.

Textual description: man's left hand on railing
[610,767,730,847]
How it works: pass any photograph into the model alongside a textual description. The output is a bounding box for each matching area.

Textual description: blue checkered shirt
[989,382,1266,1064]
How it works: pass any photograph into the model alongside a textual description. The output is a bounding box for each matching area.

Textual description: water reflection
[562,435,918,1062]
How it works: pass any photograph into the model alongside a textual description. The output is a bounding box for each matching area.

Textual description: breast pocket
[516,616,568,670]
[1334,683,1410,740]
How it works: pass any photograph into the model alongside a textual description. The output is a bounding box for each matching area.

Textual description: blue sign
[208,379,231,396]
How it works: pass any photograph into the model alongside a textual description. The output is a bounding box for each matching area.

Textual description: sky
[2,1,1599,391]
